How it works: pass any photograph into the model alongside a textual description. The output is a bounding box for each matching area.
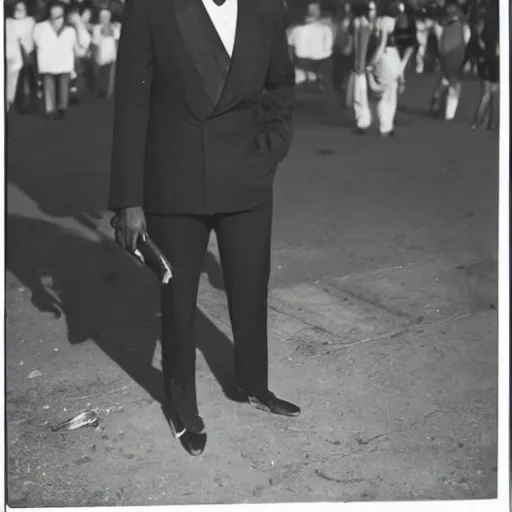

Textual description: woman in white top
[365,1,403,136]
[9,1,37,112]
[33,0,91,119]
[5,16,24,112]
[91,8,120,98]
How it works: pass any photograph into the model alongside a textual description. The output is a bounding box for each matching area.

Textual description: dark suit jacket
[108,0,295,215]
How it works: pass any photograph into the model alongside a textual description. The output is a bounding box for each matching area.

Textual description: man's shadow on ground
[6,213,245,408]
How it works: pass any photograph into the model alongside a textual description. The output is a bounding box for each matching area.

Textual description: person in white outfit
[33,0,91,119]
[352,1,402,136]
[8,1,36,112]
[367,5,402,136]
[5,17,24,112]
[91,8,121,98]
[287,2,333,89]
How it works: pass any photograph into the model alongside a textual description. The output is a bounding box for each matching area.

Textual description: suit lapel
[215,0,260,114]
[173,0,260,117]
[174,0,230,108]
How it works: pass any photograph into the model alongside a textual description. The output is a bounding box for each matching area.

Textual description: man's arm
[73,18,92,57]
[108,0,153,211]
[261,1,295,162]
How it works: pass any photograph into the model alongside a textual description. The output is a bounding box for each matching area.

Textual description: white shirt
[201,0,238,57]
[92,23,121,65]
[34,21,91,74]
[5,18,24,73]
[288,21,333,60]
[10,16,36,54]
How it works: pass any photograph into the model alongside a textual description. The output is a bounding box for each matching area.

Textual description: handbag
[366,65,386,99]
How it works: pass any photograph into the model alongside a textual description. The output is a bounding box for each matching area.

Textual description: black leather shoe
[163,404,207,456]
[168,382,205,434]
[352,127,367,135]
[178,430,207,456]
[247,391,301,417]
[380,130,396,138]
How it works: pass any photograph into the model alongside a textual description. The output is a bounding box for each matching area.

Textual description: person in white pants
[355,3,402,137]
[350,0,377,133]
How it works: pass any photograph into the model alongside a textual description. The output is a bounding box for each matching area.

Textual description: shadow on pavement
[6,213,243,413]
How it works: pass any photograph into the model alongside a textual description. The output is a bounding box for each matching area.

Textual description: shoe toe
[181,431,207,456]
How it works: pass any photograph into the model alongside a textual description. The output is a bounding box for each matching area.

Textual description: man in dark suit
[109,0,300,456]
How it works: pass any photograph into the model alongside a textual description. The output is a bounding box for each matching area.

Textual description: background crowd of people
[5,0,500,130]
[285,0,499,133]
[5,0,124,119]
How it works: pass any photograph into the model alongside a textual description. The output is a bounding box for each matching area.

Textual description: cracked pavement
[5,72,498,506]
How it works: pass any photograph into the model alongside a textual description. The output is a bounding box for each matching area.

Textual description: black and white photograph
[2,0,509,510]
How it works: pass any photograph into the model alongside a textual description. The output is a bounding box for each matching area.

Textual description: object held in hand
[111,215,172,285]
[133,233,173,285]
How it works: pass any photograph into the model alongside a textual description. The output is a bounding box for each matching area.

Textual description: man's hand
[112,206,147,253]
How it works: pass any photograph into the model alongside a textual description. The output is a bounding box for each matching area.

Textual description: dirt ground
[5,72,498,507]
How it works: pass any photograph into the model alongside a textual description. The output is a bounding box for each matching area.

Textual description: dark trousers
[146,195,273,418]
[72,57,91,101]
[93,61,116,98]
[41,73,70,113]
[332,52,352,91]
[15,60,38,112]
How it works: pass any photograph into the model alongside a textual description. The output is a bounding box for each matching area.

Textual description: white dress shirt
[201,0,238,57]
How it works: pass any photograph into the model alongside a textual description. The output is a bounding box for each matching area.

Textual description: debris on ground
[52,411,100,432]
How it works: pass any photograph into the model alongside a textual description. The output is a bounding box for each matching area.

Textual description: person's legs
[340,54,352,92]
[106,62,116,98]
[332,52,344,90]
[377,80,398,134]
[6,69,21,111]
[214,197,273,401]
[93,61,103,97]
[487,82,499,130]
[58,73,71,110]
[146,213,213,431]
[445,80,461,120]
[431,76,449,117]
[16,64,32,112]
[376,48,401,134]
[353,72,372,130]
[314,58,331,91]
[73,58,87,103]
[42,73,56,115]
[472,79,491,128]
